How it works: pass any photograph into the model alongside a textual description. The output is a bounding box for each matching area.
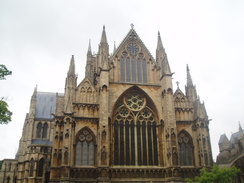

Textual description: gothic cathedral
[1,26,213,183]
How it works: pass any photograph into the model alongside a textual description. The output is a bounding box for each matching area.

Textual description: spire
[32,85,37,99]
[100,25,108,44]
[87,39,92,55]
[98,25,109,69]
[68,55,75,77]
[113,41,116,53]
[187,64,194,86]
[157,31,164,51]
[186,65,197,102]
[156,31,171,76]
[162,56,171,75]
[239,122,243,132]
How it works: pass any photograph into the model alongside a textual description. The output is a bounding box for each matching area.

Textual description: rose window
[124,93,146,111]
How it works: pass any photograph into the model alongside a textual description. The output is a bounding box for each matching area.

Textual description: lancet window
[36,122,48,139]
[37,158,44,177]
[113,92,158,166]
[29,158,34,177]
[178,131,194,166]
[75,129,95,166]
[120,43,148,84]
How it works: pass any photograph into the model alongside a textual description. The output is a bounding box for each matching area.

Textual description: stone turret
[97,26,110,169]
[64,55,77,113]
[156,31,177,167]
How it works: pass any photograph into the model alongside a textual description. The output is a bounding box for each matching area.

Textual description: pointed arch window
[42,123,48,138]
[6,177,10,183]
[37,123,42,138]
[113,92,158,166]
[120,44,148,84]
[75,129,95,166]
[178,131,194,166]
[36,122,49,138]
[29,158,35,177]
[37,158,45,177]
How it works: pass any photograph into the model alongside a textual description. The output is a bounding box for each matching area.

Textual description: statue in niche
[172,147,178,166]
[101,146,106,165]
[102,130,106,144]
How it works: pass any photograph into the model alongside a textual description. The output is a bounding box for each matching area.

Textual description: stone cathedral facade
[0,26,213,183]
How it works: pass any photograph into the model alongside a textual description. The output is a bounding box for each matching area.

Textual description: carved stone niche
[192,123,197,131]
[102,130,106,144]
[101,146,107,165]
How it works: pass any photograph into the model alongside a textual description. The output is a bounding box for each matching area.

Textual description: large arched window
[178,131,194,166]
[75,128,95,166]
[113,91,158,166]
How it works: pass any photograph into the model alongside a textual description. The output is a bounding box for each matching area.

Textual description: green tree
[0,64,12,80]
[0,99,13,124]
[0,64,12,124]
[186,165,240,183]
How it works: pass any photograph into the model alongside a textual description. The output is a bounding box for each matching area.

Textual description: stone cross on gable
[130,23,134,29]
[176,81,180,88]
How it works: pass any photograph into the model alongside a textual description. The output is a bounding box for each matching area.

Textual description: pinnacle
[87,39,92,55]
[68,55,75,76]
[157,31,164,51]
[186,64,193,86]
[113,41,116,53]
[100,25,108,44]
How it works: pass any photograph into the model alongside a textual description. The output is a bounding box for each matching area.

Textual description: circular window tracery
[123,93,146,111]
[141,108,152,118]
[78,130,93,142]
[127,43,139,55]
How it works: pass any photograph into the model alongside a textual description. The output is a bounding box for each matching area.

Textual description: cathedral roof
[218,134,229,144]
[230,129,244,143]
[35,92,57,120]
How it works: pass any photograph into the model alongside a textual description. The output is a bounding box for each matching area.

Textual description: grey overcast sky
[0,0,244,161]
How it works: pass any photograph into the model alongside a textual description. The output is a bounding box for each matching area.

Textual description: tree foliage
[0,64,12,124]
[186,165,240,183]
[0,64,12,80]
[0,98,13,124]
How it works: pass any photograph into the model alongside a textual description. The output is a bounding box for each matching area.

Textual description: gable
[110,29,159,85]
[76,78,97,103]
[174,89,187,103]
[113,29,155,61]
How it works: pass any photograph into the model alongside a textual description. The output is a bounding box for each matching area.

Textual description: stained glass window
[37,158,44,177]
[29,158,34,176]
[119,44,148,84]
[37,123,42,138]
[178,131,194,166]
[113,92,158,166]
[75,129,95,166]
[42,123,48,138]
[120,58,125,82]
[126,58,131,82]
